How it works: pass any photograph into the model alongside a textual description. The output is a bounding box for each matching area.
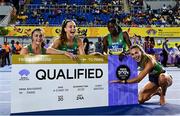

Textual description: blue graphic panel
[108,55,138,105]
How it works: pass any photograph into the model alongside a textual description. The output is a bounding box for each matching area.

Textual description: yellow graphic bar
[12,55,108,64]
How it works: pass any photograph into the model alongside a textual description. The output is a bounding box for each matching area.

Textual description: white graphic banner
[11,55,108,113]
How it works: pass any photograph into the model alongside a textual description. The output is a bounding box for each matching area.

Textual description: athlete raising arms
[111,45,173,105]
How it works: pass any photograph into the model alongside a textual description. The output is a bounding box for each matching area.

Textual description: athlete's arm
[127,60,154,83]
[103,36,108,55]
[20,47,28,55]
[111,59,154,84]
[123,31,131,49]
[77,38,85,55]
[46,38,66,54]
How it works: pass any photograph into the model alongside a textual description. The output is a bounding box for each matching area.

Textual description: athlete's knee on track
[159,75,167,85]
[138,97,145,104]
[159,74,172,87]
[138,94,149,104]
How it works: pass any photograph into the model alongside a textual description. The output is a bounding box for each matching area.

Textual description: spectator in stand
[95,37,103,54]
[0,48,6,67]
[32,9,38,18]
[0,44,4,67]
[17,11,28,23]
[176,42,180,50]
[162,38,169,67]
[144,36,150,53]
[17,0,179,26]
[82,32,89,55]
[88,41,95,54]
[173,43,180,67]
[131,34,143,46]
[162,4,168,15]
[2,42,11,65]
[0,44,2,54]
[10,40,16,54]
[148,37,155,55]
[14,41,22,54]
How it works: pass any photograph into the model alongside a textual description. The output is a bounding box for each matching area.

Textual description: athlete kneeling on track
[111,45,173,105]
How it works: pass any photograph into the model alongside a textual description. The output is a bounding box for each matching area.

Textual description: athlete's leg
[158,73,173,105]
[151,87,162,97]
[138,81,159,104]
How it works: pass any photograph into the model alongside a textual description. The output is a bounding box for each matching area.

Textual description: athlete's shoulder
[103,34,109,40]
[122,31,129,35]
[145,54,156,65]
[24,44,31,49]
[53,37,61,44]
[20,45,29,55]
[53,36,60,41]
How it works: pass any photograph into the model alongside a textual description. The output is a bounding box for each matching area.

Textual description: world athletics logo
[18,69,30,81]
[146,29,157,35]
[116,65,130,81]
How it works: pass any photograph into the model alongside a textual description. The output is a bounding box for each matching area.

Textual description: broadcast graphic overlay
[108,55,138,105]
[11,55,108,113]
[11,55,139,114]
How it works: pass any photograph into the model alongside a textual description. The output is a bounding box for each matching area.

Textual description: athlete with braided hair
[103,18,131,55]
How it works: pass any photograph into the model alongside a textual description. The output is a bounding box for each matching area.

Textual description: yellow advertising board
[6,26,180,38]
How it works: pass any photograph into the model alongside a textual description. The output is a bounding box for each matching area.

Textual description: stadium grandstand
[0,0,179,27]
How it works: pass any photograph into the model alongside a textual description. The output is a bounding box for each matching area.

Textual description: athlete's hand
[64,52,78,60]
[89,52,103,56]
[119,52,126,61]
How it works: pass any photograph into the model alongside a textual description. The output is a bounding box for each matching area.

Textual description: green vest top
[58,37,78,54]
[107,32,127,55]
[27,44,46,54]
[138,54,165,75]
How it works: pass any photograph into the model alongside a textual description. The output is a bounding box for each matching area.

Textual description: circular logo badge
[116,65,130,80]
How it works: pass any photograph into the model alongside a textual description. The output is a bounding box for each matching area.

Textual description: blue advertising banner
[108,55,138,105]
